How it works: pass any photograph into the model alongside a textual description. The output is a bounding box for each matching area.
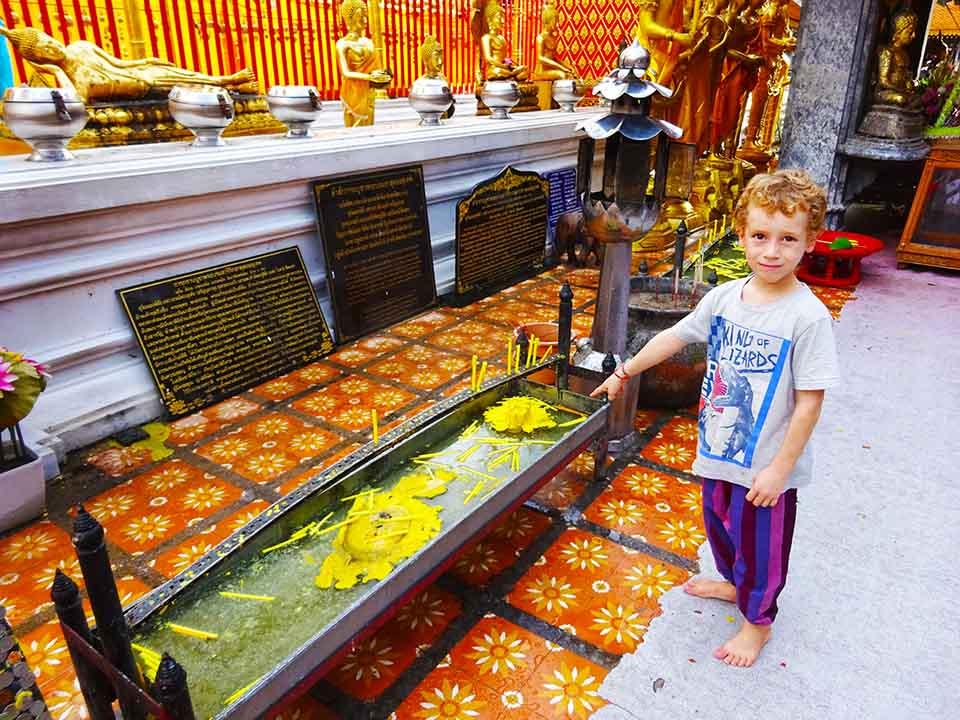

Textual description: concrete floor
[595,242,960,719]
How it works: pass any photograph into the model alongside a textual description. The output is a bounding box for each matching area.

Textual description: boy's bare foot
[713,622,771,667]
[683,578,736,602]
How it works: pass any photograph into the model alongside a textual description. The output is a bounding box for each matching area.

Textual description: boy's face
[738,204,815,286]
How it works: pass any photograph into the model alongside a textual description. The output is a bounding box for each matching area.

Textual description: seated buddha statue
[874,9,918,106]
[336,0,392,127]
[533,1,576,81]
[481,0,528,81]
[0,26,256,103]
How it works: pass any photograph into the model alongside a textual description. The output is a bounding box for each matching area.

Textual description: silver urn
[408,77,453,126]
[552,79,585,112]
[267,85,322,138]
[481,80,520,119]
[1,86,87,162]
[168,85,235,147]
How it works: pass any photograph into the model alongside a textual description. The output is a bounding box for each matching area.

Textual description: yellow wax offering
[506,337,514,374]
[315,485,444,590]
[483,396,557,434]
[168,623,219,641]
[371,409,379,444]
[477,361,488,389]
[471,355,478,391]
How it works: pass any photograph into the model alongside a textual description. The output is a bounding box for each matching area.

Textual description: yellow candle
[506,337,514,374]
[476,361,488,389]
[514,345,521,373]
[471,354,478,391]
[371,408,379,444]
[168,623,219,641]
[218,591,276,602]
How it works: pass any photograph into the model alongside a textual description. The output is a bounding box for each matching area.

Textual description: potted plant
[0,347,49,532]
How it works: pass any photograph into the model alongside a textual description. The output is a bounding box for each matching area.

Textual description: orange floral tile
[585,466,705,560]
[368,345,469,390]
[293,376,417,432]
[80,575,153,620]
[20,621,70,683]
[450,507,551,587]
[291,361,342,388]
[428,320,514,360]
[445,616,550,695]
[85,443,153,477]
[327,626,416,701]
[199,413,343,484]
[472,301,556,328]
[389,309,460,338]
[525,652,608,719]
[390,666,506,720]
[204,397,262,424]
[40,672,88,720]
[641,430,697,473]
[657,416,700,445]
[192,499,272,546]
[390,586,461,647]
[633,409,659,434]
[166,412,221,446]
[253,372,313,401]
[532,472,586,511]
[104,509,188,555]
[0,520,74,576]
[152,536,218,578]
[561,268,600,289]
[276,444,362,496]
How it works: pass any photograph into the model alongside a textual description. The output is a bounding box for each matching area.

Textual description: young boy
[591,169,839,668]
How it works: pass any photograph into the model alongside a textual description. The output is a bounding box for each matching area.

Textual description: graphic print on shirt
[698,315,791,467]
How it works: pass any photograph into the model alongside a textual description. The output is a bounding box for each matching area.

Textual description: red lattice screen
[556,0,634,81]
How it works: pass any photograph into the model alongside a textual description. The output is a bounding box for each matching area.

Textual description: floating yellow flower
[315,470,452,590]
[483,396,556,434]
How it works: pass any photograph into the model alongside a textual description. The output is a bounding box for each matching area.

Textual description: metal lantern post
[574,40,685,442]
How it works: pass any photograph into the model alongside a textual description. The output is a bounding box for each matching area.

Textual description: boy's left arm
[746,389,825,508]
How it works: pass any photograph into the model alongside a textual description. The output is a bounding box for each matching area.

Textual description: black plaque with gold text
[118,248,334,417]
[313,166,436,341]
[454,166,549,303]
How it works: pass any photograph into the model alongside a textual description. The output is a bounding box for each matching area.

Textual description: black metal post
[72,505,147,720]
[591,352,618,481]
[50,569,117,720]
[154,654,197,720]
[672,219,689,301]
[557,282,573,390]
[516,327,530,370]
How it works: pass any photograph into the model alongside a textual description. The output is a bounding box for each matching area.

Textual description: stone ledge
[839,134,930,162]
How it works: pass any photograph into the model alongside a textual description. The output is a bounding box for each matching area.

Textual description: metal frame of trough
[52,283,613,719]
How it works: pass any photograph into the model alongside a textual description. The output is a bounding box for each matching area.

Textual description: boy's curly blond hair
[733,169,827,238]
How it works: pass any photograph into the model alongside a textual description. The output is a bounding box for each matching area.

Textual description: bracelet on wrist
[613,365,631,381]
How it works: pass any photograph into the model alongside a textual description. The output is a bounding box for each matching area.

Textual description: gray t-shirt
[670,276,839,489]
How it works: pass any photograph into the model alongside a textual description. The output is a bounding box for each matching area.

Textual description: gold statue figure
[633,0,693,87]
[873,8,918,106]
[480,0,528,81]
[708,0,764,154]
[419,35,445,79]
[0,26,256,103]
[533,1,576,81]
[738,0,795,155]
[673,0,732,154]
[336,0,392,127]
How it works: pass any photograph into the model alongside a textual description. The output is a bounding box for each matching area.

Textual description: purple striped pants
[701,478,797,626]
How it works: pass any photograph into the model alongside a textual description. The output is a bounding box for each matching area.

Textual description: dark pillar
[557,282,573,390]
[72,505,146,720]
[50,569,117,720]
[154,654,197,720]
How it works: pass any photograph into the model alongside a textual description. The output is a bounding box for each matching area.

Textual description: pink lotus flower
[25,358,50,377]
[0,360,17,393]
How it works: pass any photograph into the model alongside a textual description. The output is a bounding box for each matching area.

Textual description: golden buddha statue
[873,9,918,106]
[633,0,693,87]
[481,0,528,81]
[737,0,795,159]
[673,0,731,154]
[708,0,764,154]
[336,0,392,127]
[0,26,256,103]
[419,35,446,80]
[533,1,576,81]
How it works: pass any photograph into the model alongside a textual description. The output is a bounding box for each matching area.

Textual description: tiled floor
[1,264,857,720]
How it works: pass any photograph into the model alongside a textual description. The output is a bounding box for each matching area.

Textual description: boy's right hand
[590,374,625,400]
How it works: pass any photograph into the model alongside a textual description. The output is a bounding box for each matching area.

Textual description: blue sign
[0,19,13,95]
[544,167,579,238]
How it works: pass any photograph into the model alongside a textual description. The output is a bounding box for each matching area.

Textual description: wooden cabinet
[898,142,960,271]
